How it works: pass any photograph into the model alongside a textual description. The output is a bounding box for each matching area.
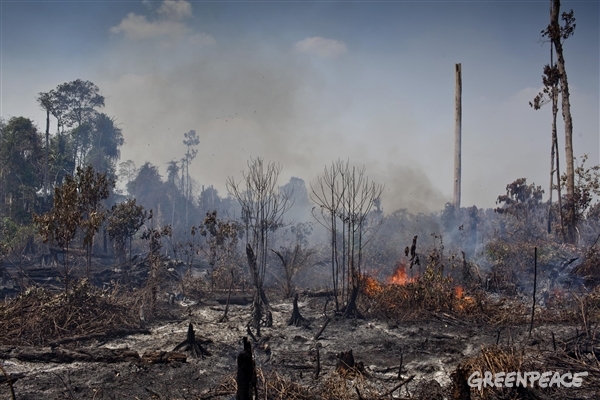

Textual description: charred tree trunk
[451,366,471,400]
[314,317,331,341]
[236,337,257,400]
[172,323,211,358]
[218,270,234,323]
[342,285,363,319]
[287,293,307,327]
[336,349,355,373]
[246,244,272,331]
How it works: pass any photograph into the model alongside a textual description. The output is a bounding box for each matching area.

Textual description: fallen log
[383,374,415,397]
[48,327,151,347]
[0,364,17,400]
[301,289,336,298]
[216,296,251,306]
[142,350,186,364]
[0,345,140,363]
[280,364,315,370]
[314,317,331,340]
[0,372,25,385]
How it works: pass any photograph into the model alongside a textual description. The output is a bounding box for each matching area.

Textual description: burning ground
[1,254,599,400]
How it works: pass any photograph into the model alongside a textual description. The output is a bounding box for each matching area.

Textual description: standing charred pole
[453,63,462,209]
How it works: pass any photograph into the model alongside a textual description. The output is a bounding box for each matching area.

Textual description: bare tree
[543,0,577,242]
[182,130,199,229]
[311,160,384,318]
[270,222,315,298]
[530,37,565,240]
[310,160,343,311]
[226,158,293,334]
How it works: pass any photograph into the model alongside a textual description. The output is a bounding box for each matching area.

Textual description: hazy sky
[1,0,598,213]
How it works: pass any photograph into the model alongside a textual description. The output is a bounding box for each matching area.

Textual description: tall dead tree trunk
[550,79,566,241]
[453,63,462,209]
[549,41,566,241]
[550,0,576,242]
[44,108,50,204]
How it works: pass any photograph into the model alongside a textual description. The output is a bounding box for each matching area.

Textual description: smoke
[363,162,448,214]
[93,1,456,215]
[98,44,447,214]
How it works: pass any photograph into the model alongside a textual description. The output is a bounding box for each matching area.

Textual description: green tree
[0,117,44,224]
[37,91,56,203]
[495,178,545,240]
[34,166,113,288]
[555,154,600,242]
[76,165,114,276]
[118,160,138,195]
[49,131,76,187]
[127,162,165,212]
[107,199,146,265]
[52,79,105,171]
[140,212,172,317]
[55,79,105,130]
[166,160,180,187]
[86,113,124,179]
[199,210,241,289]
[33,175,79,292]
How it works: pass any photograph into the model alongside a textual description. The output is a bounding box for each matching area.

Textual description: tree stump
[342,286,364,319]
[336,349,355,373]
[288,293,307,327]
[236,337,257,400]
[172,323,211,358]
[336,349,365,376]
[450,365,472,400]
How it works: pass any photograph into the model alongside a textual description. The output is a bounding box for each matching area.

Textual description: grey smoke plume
[98,39,448,214]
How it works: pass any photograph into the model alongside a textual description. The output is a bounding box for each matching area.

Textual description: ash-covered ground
[1,290,592,400]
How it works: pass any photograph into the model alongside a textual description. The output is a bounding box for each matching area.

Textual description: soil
[0,290,585,400]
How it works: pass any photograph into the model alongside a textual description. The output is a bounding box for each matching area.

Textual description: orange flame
[455,286,464,299]
[362,275,383,296]
[454,286,476,311]
[388,263,417,285]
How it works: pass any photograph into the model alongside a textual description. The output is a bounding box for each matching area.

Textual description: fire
[455,286,464,298]
[362,275,383,297]
[388,263,417,285]
[454,286,476,311]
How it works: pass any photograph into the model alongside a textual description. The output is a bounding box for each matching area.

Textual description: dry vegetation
[0,280,140,347]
